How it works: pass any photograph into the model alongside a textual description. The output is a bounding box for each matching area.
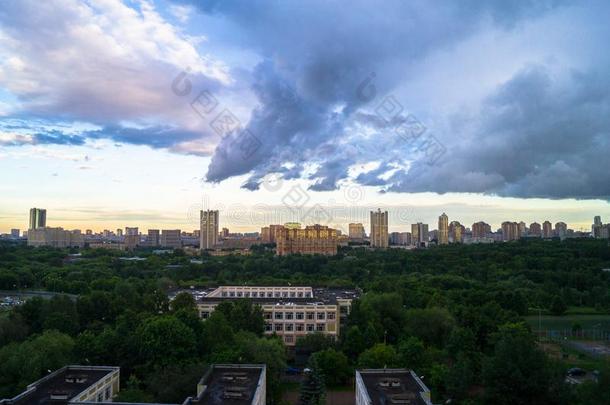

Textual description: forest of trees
[1,238,610,404]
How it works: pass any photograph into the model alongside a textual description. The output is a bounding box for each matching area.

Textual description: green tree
[299,356,326,405]
[397,336,428,371]
[135,315,197,367]
[482,322,552,404]
[312,348,351,386]
[357,343,399,368]
[550,295,567,316]
[214,299,265,335]
[0,330,74,397]
[170,292,197,313]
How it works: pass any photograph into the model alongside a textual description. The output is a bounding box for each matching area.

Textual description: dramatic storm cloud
[181,0,610,199]
[2,0,610,200]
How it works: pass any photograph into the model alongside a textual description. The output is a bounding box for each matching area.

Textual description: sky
[1,0,610,234]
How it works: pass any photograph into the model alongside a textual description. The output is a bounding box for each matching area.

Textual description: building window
[306,324,315,332]
[201,311,210,319]
[306,312,315,320]
[327,312,335,319]
[282,292,288,297]
[296,312,304,320]
[267,292,273,298]
[275,312,283,320]
[305,292,312,298]
[286,323,294,332]
[290,292,296,297]
[222,292,228,297]
[237,292,243,297]
[275,324,283,332]
[297,292,303,297]
[264,312,272,320]
[317,312,325,320]
[286,312,294,320]
[265,323,272,332]
[105,387,111,400]
[274,292,281,298]
[229,291,235,297]
[316,324,325,332]
[251,292,257,298]
[98,393,104,402]
[285,335,294,343]
[244,292,250,297]
[296,324,304,332]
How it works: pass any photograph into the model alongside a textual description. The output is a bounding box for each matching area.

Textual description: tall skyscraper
[411,223,429,247]
[370,209,388,248]
[542,221,553,238]
[501,221,521,241]
[555,222,567,238]
[125,227,139,236]
[116,228,123,237]
[200,210,219,250]
[29,208,46,230]
[348,223,366,240]
[438,213,449,245]
[449,221,464,243]
[147,229,160,246]
[529,222,542,237]
[161,229,182,249]
[472,221,491,238]
[592,216,603,238]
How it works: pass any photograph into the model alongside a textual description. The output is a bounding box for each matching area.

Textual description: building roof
[193,364,265,405]
[173,287,360,306]
[357,369,432,405]
[1,366,118,405]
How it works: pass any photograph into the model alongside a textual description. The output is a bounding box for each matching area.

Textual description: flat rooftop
[195,364,265,405]
[171,286,360,306]
[358,369,432,405]
[3,366,118,405]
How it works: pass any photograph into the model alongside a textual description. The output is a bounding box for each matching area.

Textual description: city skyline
[1,1,610,234]
[3,202,606,236]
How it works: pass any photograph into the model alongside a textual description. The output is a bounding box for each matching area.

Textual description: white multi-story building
[190,286,359,346]
[200,210,219,250]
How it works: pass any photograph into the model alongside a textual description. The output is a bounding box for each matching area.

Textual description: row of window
[265,311,335,320]
[265,323,326,332]
[220,291,312,298]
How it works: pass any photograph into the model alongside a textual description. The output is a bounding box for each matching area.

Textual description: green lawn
[525,314,610,331]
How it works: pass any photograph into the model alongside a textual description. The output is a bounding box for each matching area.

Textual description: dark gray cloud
[180,0,590,197]
[384,66,610,198]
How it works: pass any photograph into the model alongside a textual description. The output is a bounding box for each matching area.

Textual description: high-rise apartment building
[518,221,527,235]
[221,227,230,239]
[529,222,542,237]
[200,210,219,250]
[592,216,604,238]
[438,213,449,245]
[161,229,182,249]
[555,222,567,238]
[27,227,84,248]
[29,208,46,229]
[501,221,521,241]
[261,227,271,243]
[348,223,366,240]
[542,221,553,238]
[269,224,284,244]
[370,209,389,248]
[472,221,492,238]
[449,221,464,243]
[125,227,139,236]
[276,224,338,256]
[411,223,429,247]
[10,229,19,238]
[116,228,123,237]
[147,229,160,246]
